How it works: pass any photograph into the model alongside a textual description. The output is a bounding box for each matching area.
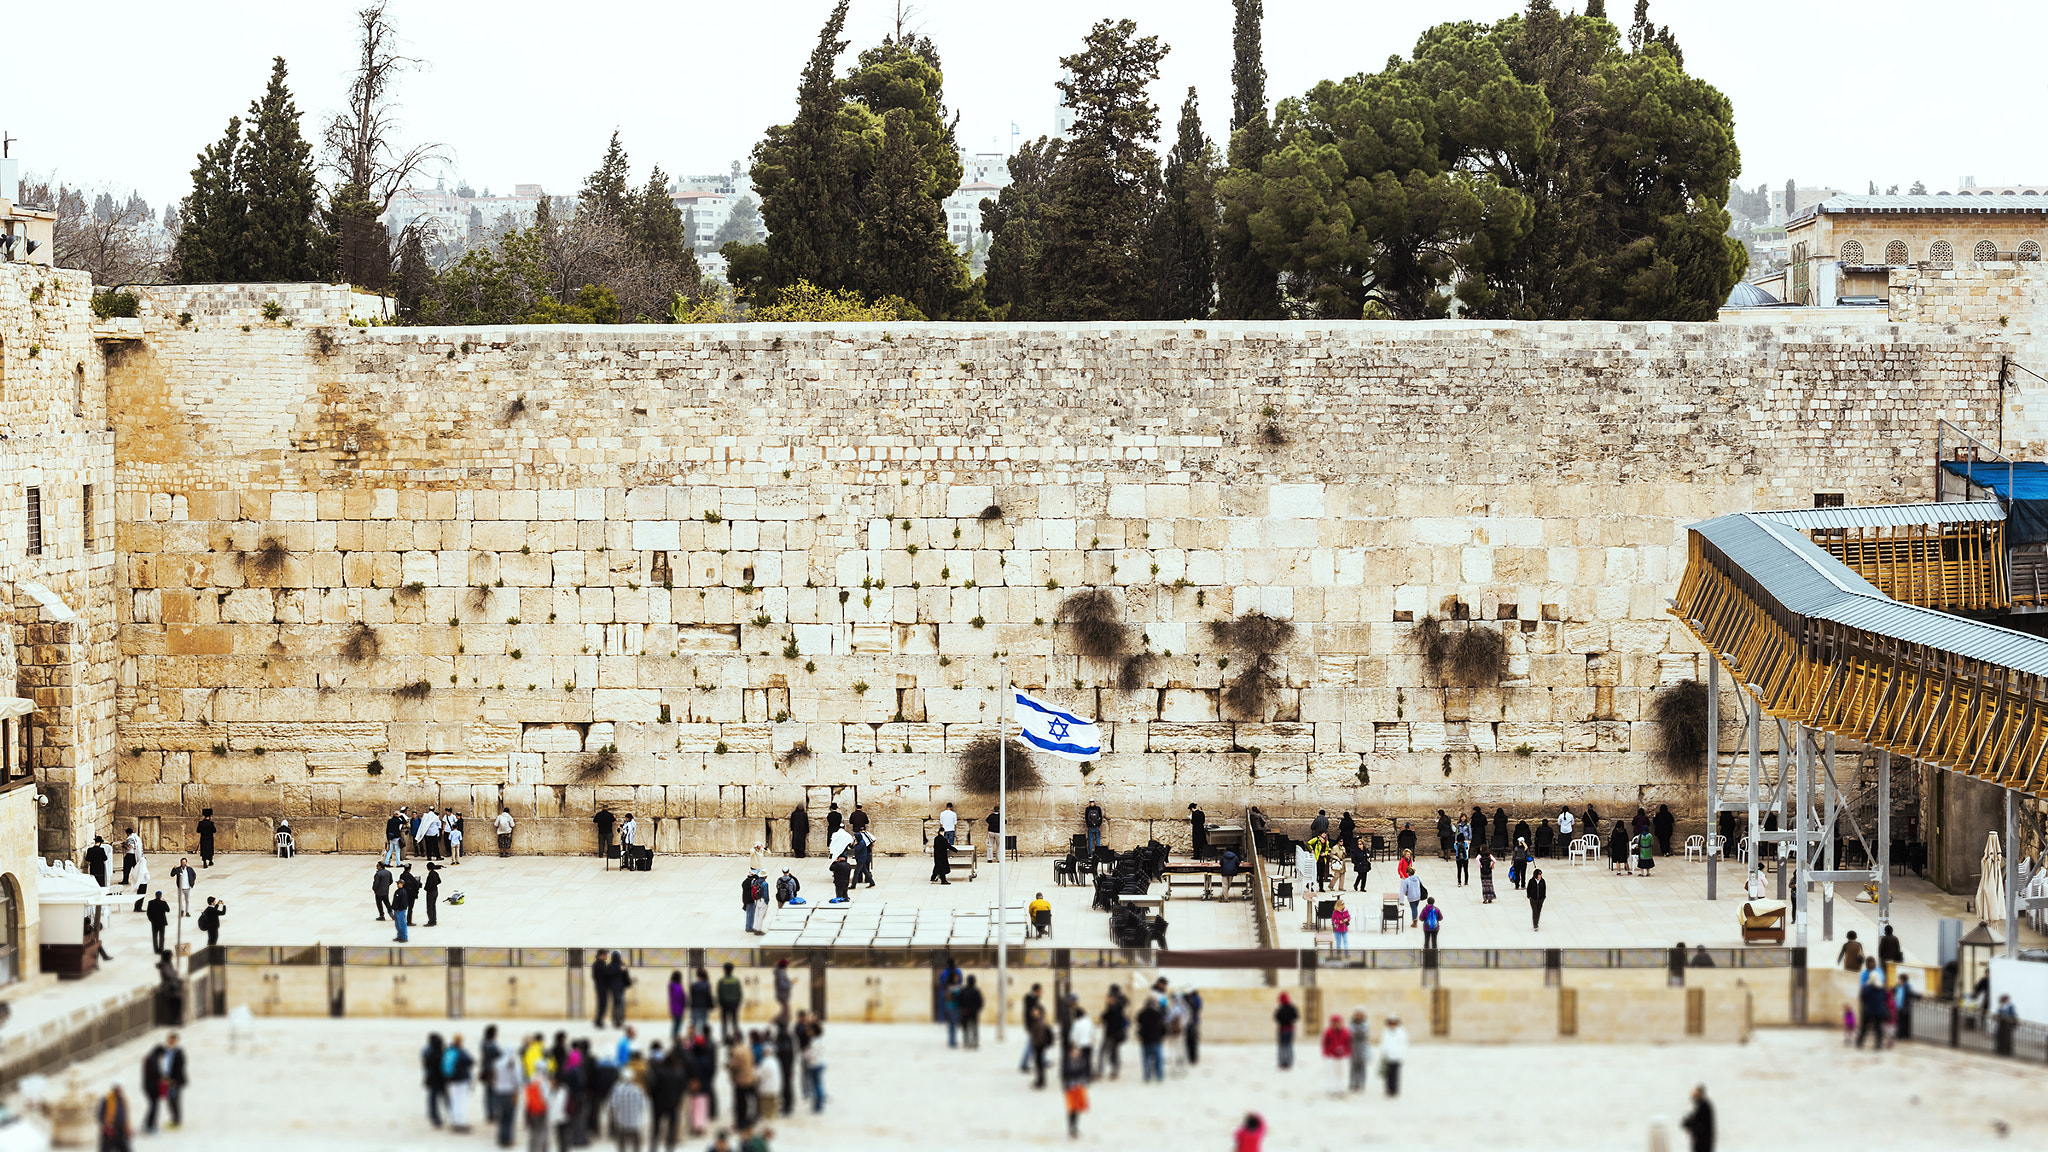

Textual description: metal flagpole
[1706,659,1720,900]
[996,657,1008,1042]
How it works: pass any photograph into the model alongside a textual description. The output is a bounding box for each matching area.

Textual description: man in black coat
[423,863,443,926]
[196,808,218,867]
[145,891,171,953]
[83,837,110,888]
[848,804,869,836]
[789,804,810,858]
[142,1033,189,1133]
[197,898,226,948]
[825,803,843,839]
[372,863,393,921]
[1188,803,1207,861]
[590,952,615,1028]
[593,807,617,859]
[930,828,952,884]
[1681,1085,1715,1152]
[1527,869,1548,931]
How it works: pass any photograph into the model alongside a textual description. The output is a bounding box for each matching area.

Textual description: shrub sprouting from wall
[959,736,1040,794]
[1119,651,1158,691]
[1649,678,1711,769]
[577,743,621,780]
[240,536,289,581]
[1208,611,1296,718]
[339,623,379,663]
[1418,616,1507,686]
[393,679,433,700]
[1058,589,1129,664]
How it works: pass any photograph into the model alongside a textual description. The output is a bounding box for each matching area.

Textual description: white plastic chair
[1567,837,1590,865]
[273,831,295,858]
[1707,834,1726,859]
[1683,835,1705,862]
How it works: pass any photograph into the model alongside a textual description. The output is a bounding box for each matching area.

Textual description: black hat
[202,808,214,816]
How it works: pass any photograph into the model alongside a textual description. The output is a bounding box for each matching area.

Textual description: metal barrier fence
[1909,999,2048,1066]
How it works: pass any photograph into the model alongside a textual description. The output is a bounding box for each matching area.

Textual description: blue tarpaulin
[1942,461,2048,544]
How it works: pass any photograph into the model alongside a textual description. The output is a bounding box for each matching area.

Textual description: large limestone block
[1235,723,1314,754]
[1145,723,1235,754]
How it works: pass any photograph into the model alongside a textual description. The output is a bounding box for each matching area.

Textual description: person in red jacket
[1320,1015,1352,1095]
[1234,1113,1266,1152]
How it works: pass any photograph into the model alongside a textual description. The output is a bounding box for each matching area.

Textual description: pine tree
[1215,0,1280,319]
[1585,0,1607,16]
[394,226,432,321]
[172,116,245,282]
[581,132,634,224]
[1154,88,1216,320]
[327,181,388,290]
[236,57,330,281]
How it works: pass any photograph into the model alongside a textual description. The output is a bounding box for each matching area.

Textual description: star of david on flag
[1011,689,1103,761]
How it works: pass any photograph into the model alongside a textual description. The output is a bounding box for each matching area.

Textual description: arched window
[1974,240,1999,262]
[1886,240,1909,265]
[0,874,18,986]
[1930,240,1955,267]
[1840,240,1865,265]
[2020,241,2042,261]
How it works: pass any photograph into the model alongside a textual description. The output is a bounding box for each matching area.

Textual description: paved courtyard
[28,1016,2048,1151]
[101,848,2032,966]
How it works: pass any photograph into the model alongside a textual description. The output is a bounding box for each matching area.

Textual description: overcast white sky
[5,0,2036,213]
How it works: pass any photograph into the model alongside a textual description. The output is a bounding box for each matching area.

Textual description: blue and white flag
[1010,689,1103,761]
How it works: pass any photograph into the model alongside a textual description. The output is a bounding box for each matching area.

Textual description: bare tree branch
[324,1,448,214]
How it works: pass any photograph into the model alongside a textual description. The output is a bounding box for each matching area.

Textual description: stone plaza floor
[33,1014,2048,1151]
[110,847,2037,965]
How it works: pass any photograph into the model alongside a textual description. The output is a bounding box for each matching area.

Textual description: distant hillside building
[1783,194,2048,305]
[1770,186,1844,225]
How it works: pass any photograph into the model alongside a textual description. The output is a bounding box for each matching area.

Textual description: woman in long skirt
[1608,821,1632,874]
[1479,852,1497,904]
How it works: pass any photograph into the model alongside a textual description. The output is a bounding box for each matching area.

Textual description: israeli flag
[1011,689,1103,761]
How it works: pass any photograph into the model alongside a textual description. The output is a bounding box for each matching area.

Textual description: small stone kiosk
[35,861,117,978]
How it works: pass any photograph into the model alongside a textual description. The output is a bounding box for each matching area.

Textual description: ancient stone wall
[99,289,2007,855]
[0,264,120,858]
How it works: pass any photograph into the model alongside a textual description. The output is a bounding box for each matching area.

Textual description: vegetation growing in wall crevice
[1418,615,1507,686]
[1118,651,1158,691]
[979,504,1003,521]
[576,743,621,780]
[240,536,290,581]
[959,735,1041,794]
[1208,610,1296,718]
[778,740,813,769]
[504,395,527,424]
[1058,589,1129,664]
[339,622,379,663]
[1649,678,1711,769]
[393,678,433,700]
[465,584,491,615]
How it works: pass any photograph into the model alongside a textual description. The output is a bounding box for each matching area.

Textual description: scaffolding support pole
[2008,788,2021,960]
[1822,732,1837,942]
[1777,722,1792,902]
[1878,751,1892,928]
[1747,690,1763,883]
[1707,659,1721,900]
[1795,725,1811,951]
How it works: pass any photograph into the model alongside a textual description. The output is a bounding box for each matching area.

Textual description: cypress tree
[1154,88,1216,320]
[172,116,245,282]
[1585,0,1607,16]
[856,109,957,319]
[630,165,686,262]
[752,0,857,294]
[581,132,634,224]
[236,57,330,281]
[1214,0,1280,319]
[1035,20,1168,321]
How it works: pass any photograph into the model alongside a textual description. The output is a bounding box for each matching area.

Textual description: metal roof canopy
[1744,500,2005,531]
[1690,512,2048,676]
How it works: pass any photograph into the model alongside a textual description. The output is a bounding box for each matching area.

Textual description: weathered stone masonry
[88,286,2008,856]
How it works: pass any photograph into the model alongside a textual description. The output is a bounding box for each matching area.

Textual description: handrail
[1245,808,1280,987]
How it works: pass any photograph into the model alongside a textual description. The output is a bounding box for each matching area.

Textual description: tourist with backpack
[1419,898,1444,949]
[741,871,764,936]
[442,1033,477,1133]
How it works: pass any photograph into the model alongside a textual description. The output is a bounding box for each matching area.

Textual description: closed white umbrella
[1976,831,2006,925]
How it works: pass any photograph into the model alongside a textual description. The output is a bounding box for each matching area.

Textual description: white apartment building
[383,183,546,245]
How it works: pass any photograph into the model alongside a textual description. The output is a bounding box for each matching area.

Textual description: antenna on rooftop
[2,130,15,159]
